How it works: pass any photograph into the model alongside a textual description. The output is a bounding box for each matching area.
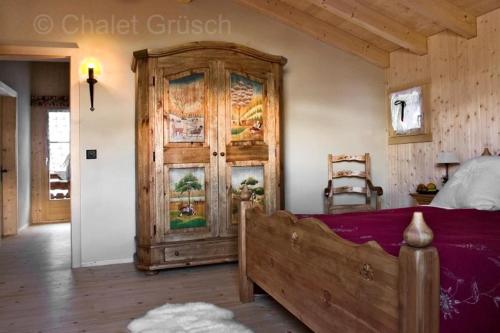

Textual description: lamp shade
[437,152,460,164]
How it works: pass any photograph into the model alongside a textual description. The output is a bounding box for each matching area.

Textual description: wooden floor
[0,224,310,333]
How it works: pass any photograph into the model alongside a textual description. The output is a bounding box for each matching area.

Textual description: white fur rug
[127,302,253,333]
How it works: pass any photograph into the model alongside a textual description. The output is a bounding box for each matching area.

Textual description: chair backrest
[328,153,371,206]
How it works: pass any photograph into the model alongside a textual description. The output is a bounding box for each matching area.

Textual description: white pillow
[430,156,500,210]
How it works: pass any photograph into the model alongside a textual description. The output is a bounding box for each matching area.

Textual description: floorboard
[0,224,311,333]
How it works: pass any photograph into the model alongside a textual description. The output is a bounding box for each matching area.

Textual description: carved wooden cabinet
[132,42,286,272]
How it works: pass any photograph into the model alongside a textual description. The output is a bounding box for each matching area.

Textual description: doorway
[0,43,80,268]
[0,55,77,268]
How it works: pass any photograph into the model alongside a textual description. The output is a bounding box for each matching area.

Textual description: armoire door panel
[219,161,274,237]
[218,68,277,237]
[160,65,218,242]
[163,164,215,241]
[226,72,268,146]
[163,70,210,148]
[227,162,268,222]
[163,147,211,164]
[225,145,269,162]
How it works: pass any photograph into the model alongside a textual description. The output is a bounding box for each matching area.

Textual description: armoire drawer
[164,239,237,262]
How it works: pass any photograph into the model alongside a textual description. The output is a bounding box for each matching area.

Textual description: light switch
[86,149,97,159]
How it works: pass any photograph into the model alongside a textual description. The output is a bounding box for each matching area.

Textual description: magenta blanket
[298,207,500,333]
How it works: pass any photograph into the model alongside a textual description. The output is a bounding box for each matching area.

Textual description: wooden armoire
[132,42,286,272]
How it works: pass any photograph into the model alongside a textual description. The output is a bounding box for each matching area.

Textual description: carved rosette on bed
[239,202,439,333]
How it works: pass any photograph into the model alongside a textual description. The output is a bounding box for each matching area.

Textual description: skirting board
[81,257,133,267]
[18,224,29,233]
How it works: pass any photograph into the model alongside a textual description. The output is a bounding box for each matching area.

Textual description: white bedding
[430,155,500,211]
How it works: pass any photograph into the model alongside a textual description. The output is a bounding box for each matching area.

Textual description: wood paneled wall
[386,9,500,208]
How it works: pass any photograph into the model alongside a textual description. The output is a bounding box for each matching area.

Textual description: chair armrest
[324,180,333,198]
[367,179,383,196]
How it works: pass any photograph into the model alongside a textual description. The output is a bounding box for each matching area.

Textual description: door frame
[0,43,82,268]
[0,82,18,243]
[0,90,18,236]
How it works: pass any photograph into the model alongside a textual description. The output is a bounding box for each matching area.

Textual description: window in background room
[48,110,70,200]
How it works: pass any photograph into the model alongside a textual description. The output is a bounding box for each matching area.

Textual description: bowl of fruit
[416,182,438,194]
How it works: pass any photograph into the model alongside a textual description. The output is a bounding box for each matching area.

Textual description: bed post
[399,212,440,333]
[239,199,255,303]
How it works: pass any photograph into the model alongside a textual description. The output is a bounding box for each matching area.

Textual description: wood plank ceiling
[236,0,500,68]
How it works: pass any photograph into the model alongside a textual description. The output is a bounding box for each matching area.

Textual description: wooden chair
[324,153,383,214]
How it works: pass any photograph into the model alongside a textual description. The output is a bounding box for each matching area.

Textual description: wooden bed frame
[238,200,439,333]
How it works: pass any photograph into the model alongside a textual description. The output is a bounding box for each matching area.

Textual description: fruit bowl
[416,182,438,194]
[417,189,438,194]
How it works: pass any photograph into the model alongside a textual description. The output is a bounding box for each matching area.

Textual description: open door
[30,62,70,224]
[0,92,18,237]
[31,107,70,223]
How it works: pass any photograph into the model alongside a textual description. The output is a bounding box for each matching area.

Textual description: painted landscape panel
[168,167,207,230]
[168,73,205,143]
[230,73,264,142]
[231,166,265,224]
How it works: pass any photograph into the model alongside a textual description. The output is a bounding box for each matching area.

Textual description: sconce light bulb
[80,57,101,112]
[80,58,102,77]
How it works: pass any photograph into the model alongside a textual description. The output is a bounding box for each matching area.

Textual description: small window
[48,110,70,200]
[387,83,432,145]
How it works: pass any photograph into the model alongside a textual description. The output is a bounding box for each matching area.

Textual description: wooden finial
[482,148,492,156]
[404,212,434,248]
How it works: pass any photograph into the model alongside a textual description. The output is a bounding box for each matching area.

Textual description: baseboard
[18,224,29,232]
[81,257,133,267]
[32,220,70,225]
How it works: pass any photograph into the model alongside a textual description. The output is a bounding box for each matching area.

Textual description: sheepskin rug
[127,302,253,333]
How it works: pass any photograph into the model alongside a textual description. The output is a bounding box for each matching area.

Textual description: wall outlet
[86,149,97,159]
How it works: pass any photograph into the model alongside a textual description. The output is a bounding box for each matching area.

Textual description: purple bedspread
[298,207,500,333]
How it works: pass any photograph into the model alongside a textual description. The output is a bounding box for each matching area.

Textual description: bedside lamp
[437,152,460,184]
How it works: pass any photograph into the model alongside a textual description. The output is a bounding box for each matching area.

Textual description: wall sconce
[437,152,460,184]
[80,58,102,112]
[87,66,97,111]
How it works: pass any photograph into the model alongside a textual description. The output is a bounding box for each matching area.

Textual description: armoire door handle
[220,152,225,157]
[212,151,218,156]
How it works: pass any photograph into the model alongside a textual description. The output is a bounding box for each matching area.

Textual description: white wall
[0,0,386,265]
[281,40,386,212]
[0,61,31,231]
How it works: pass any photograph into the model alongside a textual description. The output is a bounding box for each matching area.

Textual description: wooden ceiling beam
[306,0,427,55]
[399,0,476,39]
[236,0,389,68]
